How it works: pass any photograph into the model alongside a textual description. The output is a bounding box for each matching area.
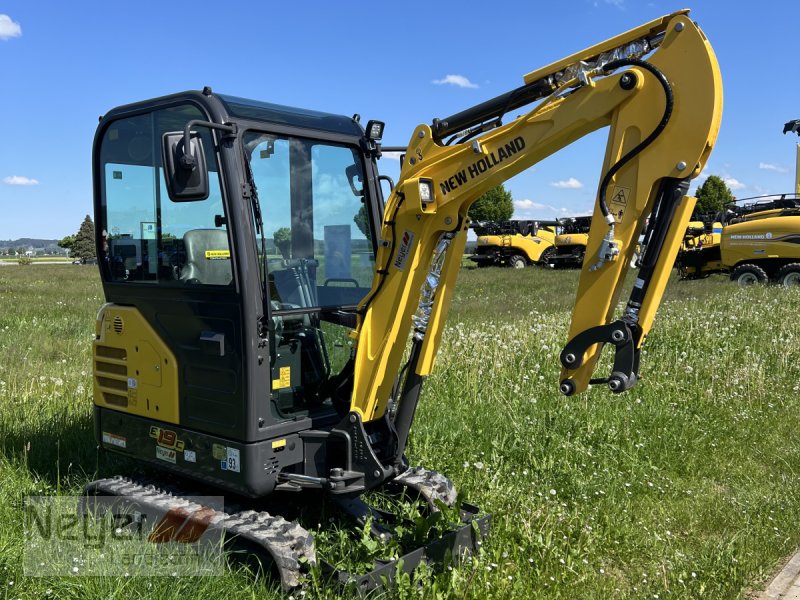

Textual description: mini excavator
[86,10,721,590]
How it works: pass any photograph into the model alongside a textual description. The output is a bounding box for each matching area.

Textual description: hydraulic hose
[597,58,674,220]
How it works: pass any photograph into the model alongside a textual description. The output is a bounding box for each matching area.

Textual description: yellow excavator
[470,220,557,268]
[677,122,800,284]
[86,10,721,590]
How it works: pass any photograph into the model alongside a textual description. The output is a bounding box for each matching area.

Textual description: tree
[273,227,291,259]
[69,215,96,261]
[694,175,734,216]
[467,184,514,223]
[58,234,76,251]
[353,204,371,241]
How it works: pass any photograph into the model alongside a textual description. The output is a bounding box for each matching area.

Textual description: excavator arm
[348,10,721,465]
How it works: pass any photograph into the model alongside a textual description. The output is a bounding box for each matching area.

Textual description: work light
[366,120,385,141]
[419,179,433,204]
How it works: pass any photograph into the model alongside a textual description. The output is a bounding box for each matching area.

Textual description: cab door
[95,103,246,440]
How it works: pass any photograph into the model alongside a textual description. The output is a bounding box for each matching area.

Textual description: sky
[0,0,798,240]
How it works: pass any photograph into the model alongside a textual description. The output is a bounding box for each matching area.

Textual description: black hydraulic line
[390,340,424,465]
[431,79,554,141]
[596,59,673,218]
[357,193,405,315]
[625,177,689,327]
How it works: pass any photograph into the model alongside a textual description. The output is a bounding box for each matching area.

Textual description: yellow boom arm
[350,11,721,430]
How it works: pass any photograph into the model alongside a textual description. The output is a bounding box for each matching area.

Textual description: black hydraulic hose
[357,193,404,315]
[597,58,674,219]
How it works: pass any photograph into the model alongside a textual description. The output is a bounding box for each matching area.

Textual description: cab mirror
[346,164,364,197]
[162,131,209,201]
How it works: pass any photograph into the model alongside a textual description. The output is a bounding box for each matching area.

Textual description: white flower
[549,489,557,496]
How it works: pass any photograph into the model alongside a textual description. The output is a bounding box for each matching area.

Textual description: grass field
[1,264,800,598]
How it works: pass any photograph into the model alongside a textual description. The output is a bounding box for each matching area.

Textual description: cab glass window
[243,132,375,309]
[98,105,233,286]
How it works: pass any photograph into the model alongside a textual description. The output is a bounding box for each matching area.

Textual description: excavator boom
[349,11,722,456]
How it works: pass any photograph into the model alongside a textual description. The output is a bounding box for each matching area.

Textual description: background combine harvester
[551,216,593,268]
[677,120,800,284]
[470,220,558,268]
[677,194,800,284]
[469,215,595,269]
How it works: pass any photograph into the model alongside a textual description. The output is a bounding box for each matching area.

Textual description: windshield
[243,131,376,311]
[243,131,377,421]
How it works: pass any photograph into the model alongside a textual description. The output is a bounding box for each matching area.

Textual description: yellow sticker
[205,250,230,260]
[271,439,287,449]
[272,366,291,390]
[212,443,227,460]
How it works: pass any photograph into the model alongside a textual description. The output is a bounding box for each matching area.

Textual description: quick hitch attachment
[559,320,640,396]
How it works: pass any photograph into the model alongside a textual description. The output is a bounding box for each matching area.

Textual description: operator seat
[180,229,232,286]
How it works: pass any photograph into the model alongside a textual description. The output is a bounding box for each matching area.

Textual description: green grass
[1,265,799,598]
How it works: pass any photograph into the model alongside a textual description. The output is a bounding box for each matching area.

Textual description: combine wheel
[509,255,527,269]
[730,264,768,286]
[539,247,556,268]
[777,263,800,287]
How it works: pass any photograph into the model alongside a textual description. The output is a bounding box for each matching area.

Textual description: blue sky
[0,0,797,240]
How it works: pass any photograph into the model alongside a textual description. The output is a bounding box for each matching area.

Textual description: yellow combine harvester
[551,216,593,268]
[677,195,800,284]
[470,220,557,268]
[677,121,800,284]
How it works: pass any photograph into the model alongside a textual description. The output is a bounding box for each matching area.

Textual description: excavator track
[83,476,315,590]
[83,467,487,592]
[393,466,458,509]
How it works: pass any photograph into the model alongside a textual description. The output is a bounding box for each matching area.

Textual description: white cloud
[513,198,588,220]
[0,15,21,40]
[759,162,788,173]
[723,177,745,191]
[550,177,583,189]
[3,175,39,186]
[381,151,403,161]
[432,75,478,89]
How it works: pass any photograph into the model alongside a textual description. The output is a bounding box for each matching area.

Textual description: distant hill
[0,238,67,255]
[0,238,60,249]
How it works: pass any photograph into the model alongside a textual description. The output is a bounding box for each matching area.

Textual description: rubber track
[393,466,458,509]
[84,476,316,589]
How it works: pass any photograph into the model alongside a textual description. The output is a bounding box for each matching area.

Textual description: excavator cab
[92,90,385,496]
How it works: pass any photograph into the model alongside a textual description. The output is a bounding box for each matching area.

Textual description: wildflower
[474,462,484,470]
[549,489,557,496]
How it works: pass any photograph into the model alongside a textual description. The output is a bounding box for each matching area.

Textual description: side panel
[94,305,179,424]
